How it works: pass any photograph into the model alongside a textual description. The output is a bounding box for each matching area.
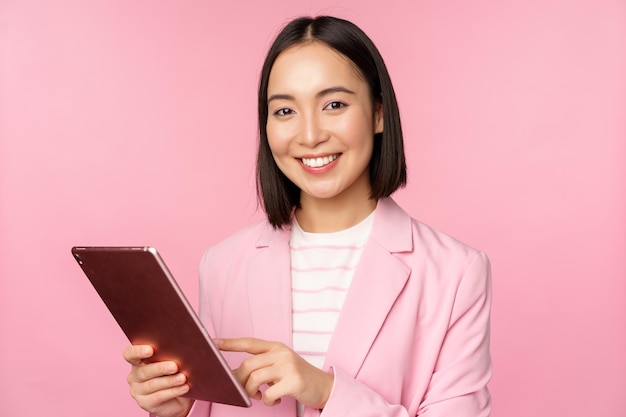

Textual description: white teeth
[301,154,338,168]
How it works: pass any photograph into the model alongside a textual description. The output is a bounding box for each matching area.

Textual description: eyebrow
[267,86,356,103]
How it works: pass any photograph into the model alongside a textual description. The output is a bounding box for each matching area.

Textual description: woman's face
[266,42,383,206]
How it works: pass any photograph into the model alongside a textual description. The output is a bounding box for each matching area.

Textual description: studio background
[1,0,624,416]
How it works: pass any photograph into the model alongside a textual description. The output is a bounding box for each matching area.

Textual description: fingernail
[213,338,223,347]
[178,384,189,393]
[141,346,152,356]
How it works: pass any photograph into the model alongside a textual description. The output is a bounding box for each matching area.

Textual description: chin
[302,188,344,200]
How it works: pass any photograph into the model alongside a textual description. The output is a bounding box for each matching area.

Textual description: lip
[298,153,341,174]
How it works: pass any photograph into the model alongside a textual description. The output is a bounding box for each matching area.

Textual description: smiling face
[265,41,383,210]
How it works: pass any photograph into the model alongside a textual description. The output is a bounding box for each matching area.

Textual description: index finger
[215,337,276,355]
[123,345,154,365]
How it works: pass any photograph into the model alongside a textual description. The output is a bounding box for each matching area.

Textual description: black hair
[257,16,407,228]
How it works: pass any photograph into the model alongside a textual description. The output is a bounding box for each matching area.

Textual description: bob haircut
[257,16,407,228]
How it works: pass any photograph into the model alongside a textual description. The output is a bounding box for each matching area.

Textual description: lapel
[324,198,413,377]
[246,223,294,347]
[245,224,297,417]
[245,198,414,380]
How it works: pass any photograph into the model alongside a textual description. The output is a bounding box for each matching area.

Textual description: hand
[216,338,334,409]
[123,345,194,417]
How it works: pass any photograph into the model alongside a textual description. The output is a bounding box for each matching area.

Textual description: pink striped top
[290,212,374,416]
[289,211,375,371]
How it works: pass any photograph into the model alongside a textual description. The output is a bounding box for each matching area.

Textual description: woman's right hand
[124,345,194,417]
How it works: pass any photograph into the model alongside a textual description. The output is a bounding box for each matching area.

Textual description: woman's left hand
[215,337,334,409]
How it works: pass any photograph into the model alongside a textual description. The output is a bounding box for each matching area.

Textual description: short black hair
[257,16,407,228]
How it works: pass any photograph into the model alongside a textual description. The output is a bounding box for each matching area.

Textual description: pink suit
[191,198,492,417]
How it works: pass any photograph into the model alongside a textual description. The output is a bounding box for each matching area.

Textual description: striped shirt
[290,212,374,415]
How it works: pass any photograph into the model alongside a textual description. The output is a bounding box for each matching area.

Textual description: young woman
[124,16,492,417]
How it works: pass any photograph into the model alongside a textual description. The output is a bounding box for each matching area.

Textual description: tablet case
[71,246,251,407]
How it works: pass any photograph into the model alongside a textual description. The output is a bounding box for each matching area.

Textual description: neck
[295,191,377,233]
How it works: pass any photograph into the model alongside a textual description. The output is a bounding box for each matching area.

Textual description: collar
[254,197,413,253]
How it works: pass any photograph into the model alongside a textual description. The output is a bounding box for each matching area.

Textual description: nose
[298,111,329,148]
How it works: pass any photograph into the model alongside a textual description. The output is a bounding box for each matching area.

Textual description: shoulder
[200,220,268,266]
[411,218,485,265]
[198,220,272,303]
[376,198,485,262]
[411,218,491,290]
[377,198,490,285]
[408,220,492,317]
[199,218,293,274]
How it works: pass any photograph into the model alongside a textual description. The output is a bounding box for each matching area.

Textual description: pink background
[1,0,625,416]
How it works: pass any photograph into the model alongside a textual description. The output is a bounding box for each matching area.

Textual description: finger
[262,387,282,407]
[237,365,274,399]
[244,374,282,407]
[133,381,190,410]
[132,372,187,397]
[130,361,179,384]
[216,337,278,354]
[235,351,279,383]
[123,345,154,365]
[263,378,301,407]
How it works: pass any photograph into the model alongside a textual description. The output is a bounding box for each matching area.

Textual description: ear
[374,101,384,134]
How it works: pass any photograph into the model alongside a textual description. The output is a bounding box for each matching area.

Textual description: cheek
[334,112,375,145]
[265,122,286,155]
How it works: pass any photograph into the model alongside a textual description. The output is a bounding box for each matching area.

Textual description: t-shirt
[290,212,375,415]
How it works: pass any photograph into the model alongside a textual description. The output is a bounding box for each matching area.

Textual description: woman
[124,15,492,417]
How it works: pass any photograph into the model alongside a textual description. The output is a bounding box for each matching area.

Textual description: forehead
[268,42,366,93]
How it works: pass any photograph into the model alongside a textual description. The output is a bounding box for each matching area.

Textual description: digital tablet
[71,246,251,407]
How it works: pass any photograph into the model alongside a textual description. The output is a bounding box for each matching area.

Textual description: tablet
[71,246,251,407]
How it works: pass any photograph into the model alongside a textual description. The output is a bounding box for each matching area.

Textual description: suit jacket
[191,198,492,417]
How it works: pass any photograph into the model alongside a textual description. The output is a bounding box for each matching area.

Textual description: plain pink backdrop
[1,0,625,416]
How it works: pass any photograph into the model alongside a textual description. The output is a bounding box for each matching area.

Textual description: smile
[301,154,339,168]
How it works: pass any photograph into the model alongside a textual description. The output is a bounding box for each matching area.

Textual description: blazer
[190,198,492,417]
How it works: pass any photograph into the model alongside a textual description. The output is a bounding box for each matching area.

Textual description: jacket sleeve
[184,248,219,417]
[317,252,493,417]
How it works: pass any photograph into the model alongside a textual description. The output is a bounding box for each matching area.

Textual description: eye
[324,101,347,111]
[273,108,295,116]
